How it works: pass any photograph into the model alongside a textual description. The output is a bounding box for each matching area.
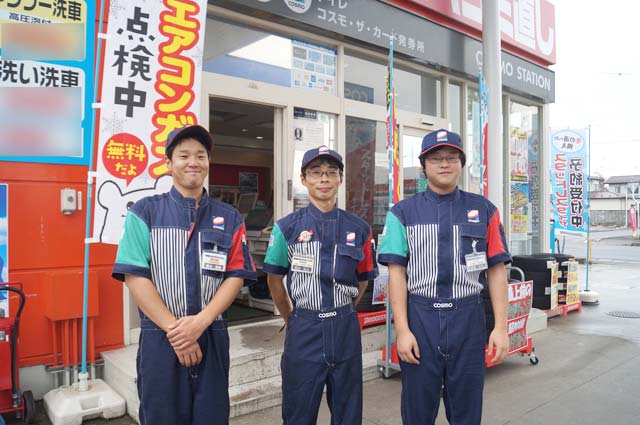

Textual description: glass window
[509,101,541,255]
[447,82,462,134]
[466,88,482,194]
[344,51,441,116]
[345,117,388,236]
[402,134,426,199]
[292,108,337,211]
[204,18,337,94]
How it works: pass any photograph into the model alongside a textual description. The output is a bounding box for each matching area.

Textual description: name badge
[202,250,227,272]
[291,254,315,274]
[465,252,488,272]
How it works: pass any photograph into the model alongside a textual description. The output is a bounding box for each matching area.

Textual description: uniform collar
[425,186,460,203]
[307,201,339,220]
[169,186,210,208]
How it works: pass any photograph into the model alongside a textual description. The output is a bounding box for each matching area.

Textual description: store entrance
[208,97,277,324]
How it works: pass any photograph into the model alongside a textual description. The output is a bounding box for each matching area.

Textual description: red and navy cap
[165,124,213,155]
[301,145,344,172]
[419,129,464,158]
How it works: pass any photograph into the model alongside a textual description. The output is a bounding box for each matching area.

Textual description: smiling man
[112,125,256,425]
[263,146,378,425]
[378,129,512,425]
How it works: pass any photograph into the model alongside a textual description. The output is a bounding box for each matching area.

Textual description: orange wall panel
[0,162,124,367]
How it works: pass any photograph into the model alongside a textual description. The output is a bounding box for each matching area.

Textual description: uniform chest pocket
[333,244,363,286]
[201,231,232,275]
[459,225,488,266]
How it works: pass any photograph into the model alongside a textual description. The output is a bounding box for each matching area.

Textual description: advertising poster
[506,281,532,353]
[291,39,336,94]
[372,265,388,305]
[345,117,376,223]
[565,261,579,305]
[550,129,589,238]
[510,182,529,241]
[93,1,208,243]
[510,128,529,182]
[0,184,7,315]
[0,0,94,165]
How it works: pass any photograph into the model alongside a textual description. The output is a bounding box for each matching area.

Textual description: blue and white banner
[550,128,589,237]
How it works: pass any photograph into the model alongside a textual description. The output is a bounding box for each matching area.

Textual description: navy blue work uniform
[264,203,378,425]
[378,186,511,425]
[113,187,256,425]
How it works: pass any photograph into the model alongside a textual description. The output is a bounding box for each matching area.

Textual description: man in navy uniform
[378,129,511,424]
[263,146,378,425]
[113,125,256,425]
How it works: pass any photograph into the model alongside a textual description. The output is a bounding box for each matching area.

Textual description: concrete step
[101,344,139,424]
[102,319,389,422]
[230,350,383,418]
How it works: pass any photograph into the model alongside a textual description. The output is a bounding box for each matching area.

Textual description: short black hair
[301,157,343,175]
[419,146,466,169]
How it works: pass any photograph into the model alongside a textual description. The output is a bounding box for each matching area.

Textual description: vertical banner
[0,184,7,315]
[386,38,400,206]
[478,72,488,197]
[94,1,208,244]
[550,129,589,238]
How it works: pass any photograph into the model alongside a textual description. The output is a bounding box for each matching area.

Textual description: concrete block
[527,308,548,334]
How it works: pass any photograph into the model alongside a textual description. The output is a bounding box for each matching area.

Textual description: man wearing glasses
[263,145,378,425]
[378,129,511,424]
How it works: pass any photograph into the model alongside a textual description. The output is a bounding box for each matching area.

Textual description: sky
[549,0,640,179]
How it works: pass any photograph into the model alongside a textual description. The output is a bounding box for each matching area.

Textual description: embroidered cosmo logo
[284,0,313,13]
[345,231,356,247]
[433,302,453,309]
[467,210,480,223]
[298,230,314,242]
[212,216,225,230]
[318,311,337,318]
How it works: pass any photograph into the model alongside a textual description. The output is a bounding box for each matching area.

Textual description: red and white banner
[403,0,556,64]
[94,1,207,244]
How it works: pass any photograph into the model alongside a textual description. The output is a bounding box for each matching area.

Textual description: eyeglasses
[305,169,341,179]
[426,155,461,164]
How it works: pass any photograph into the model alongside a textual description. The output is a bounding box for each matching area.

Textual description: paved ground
[229,259,640,425]
[5,230,640,425]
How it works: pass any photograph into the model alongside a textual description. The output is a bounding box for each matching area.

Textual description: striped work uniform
[263,202,378,425]
[378,186,511,425]
[112,186,256,425]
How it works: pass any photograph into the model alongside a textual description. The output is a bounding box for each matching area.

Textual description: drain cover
[607,311,640,319]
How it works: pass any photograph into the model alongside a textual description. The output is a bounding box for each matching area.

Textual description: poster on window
[372,265,388,305]
[93,2,207,244]
[0,184,7,315]
[293,108,335,211]
[510,129,529,183]
[510,182,529,241]
[550,129,588,238]
[291,39,336,95]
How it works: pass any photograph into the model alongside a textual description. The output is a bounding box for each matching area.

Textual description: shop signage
[225,0,554,102]
[565,261,579,305]
[507,280,532,353]
[550,128,588,238]
[402,0,556,64]
[94,1,208,244]
[0,0,94,164]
